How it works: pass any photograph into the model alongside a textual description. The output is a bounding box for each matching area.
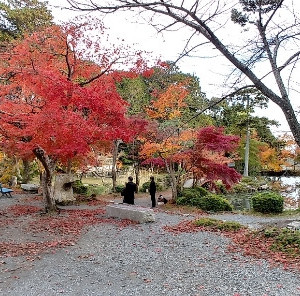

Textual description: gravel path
[1,194,300,295]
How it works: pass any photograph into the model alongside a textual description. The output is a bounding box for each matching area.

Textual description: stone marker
[21,183,39,193]
[53,174,76,204]
[11,176,18,187]
[106,204,155,223]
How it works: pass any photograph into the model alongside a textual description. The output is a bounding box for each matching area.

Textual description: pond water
[227,176,300,210]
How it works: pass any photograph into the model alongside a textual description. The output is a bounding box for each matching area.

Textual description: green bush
[115,184,125,193]
[181,188,200,199]
[140,181,163,192]
[72,180,88,195]
[176,187,209,208]
[198,194,233,212]
[87,185,107,196]
[176,197,188,206]
[217,221,242,231]
[176,188,203,207]
[252,191,284,213]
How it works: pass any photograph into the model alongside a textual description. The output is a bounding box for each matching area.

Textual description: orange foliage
[146,82,189,120]
[140,129,195,159]
[259,144,284,171]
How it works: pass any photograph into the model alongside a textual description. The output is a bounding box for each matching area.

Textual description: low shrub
[194,217,242,231]
[86,185,107,196]
[140,181,163,192]
[176,191,203,207]
[194,217,219,227]
[72,180,88,195]
[176,196,188,206]
[194,186,209,197]
[252,191,284,213]
[217,221,242,231]
[181,188,200,200]
[198,194,233,212]
[115,184,125,193]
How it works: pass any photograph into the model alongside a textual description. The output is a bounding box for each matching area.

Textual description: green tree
[212,89,278,145]
[0,0,53,42]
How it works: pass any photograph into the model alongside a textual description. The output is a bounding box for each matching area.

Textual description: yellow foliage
[259,144,287,171]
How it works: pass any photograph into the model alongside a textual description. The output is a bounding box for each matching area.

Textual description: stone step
[106,204,155,223]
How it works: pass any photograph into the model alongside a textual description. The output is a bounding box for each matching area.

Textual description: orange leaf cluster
[146,82,189,120]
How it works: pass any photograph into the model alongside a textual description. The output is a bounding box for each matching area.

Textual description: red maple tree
[184,126,241,189]
[0,21,148,211]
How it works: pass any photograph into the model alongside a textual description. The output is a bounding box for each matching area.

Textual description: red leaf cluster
[0,22,150,163]
[5,205,42,216]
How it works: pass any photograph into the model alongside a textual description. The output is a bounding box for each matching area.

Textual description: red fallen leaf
[163,219,300,272]
[0,205,137,260]
[143,278,152,283]
[5,205,42,216]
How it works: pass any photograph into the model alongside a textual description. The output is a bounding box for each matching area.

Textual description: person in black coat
[149,176,156,208]
[123,176,137,205]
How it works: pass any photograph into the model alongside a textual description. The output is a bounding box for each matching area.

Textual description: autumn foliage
[0,23,144,162]
[0,20,151,210]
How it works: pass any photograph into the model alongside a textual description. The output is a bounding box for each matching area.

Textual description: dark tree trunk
[33,147,57,213]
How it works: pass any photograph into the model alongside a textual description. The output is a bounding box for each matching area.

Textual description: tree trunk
[22,159,31,183]
[134,162,140,192]
[33,147,57,213]
[164,158,178,200]
[13,156,21,180]
[243,126,250,177]
[112,139,121,192]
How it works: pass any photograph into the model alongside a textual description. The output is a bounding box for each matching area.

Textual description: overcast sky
[44,0,300,135]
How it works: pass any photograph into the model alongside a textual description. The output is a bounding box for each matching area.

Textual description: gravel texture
[1,194,300,295]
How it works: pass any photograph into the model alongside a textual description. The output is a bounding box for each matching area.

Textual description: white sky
[44,0,300,135]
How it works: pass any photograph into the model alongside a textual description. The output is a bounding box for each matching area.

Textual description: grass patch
[194,217,243,231]
[263,227,300,257]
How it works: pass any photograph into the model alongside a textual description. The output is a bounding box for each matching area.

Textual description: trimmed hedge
[198,194,233,212]
[252,191,284,213]
[177,190,232,212]
[176,187,208,207]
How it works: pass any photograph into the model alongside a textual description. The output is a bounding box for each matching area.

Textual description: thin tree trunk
[33,147,57,213]
[112,139,121,192]
[134,162,140,192]
[164,158,178,200]
[243,127,250,177]
[22,159,31,183]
